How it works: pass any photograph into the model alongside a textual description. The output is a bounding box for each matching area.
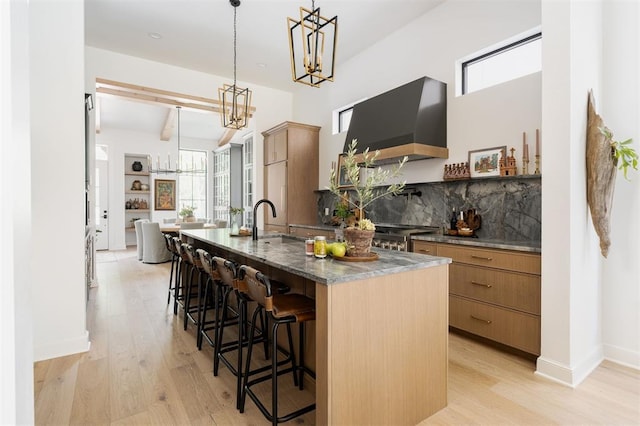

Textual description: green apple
[325,242,335,256]
[332,242,346,258]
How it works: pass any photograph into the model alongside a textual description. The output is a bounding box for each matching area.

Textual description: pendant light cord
[233,5,237,88]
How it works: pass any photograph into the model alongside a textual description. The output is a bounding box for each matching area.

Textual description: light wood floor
[34,248,639,425]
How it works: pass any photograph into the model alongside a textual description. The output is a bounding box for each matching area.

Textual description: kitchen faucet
[252,199,277,240]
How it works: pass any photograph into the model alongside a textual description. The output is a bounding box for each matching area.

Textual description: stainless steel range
[372,224,440,252]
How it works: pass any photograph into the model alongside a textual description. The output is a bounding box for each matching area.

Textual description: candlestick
[536,128,540,156]
[522,132,526,160]
[534,154,540,175]
[522,154,529,175]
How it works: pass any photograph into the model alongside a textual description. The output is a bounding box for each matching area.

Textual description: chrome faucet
[252,199,277,240]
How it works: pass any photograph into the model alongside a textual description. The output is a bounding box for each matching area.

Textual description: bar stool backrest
[185,244,202,269]
[172,237,184,259]
[196,248,213,276]
[211,256,237,288]
[178,243,192,263]
[164,234,175,254]
[239,265,273,312]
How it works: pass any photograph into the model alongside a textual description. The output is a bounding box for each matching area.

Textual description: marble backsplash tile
[317,176,541,241]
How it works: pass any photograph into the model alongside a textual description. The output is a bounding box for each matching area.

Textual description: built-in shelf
[125,171,150,176]
[125,209,150,213]
[125,190,150,194]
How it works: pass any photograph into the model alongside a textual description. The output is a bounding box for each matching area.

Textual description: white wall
[538,0,640,384]
[601,1,640,368]
[30,0,89,361]
[293,0,542,187]
[85,47,294,234]
[1,1,34,423]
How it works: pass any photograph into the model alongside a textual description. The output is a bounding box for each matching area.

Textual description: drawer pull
[470,255,493,261]
[418,249,431,253]
[471,315,492,324]
[470,280,492,288]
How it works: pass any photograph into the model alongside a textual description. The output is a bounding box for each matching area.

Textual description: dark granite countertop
[289,223,541,253]
[180,228,451,286]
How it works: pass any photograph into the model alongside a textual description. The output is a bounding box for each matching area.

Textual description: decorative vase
[343,228,375,257]
[230,216,239,235]
[184,215,196,223]
[132,161,143,172]
[131,180,142,190]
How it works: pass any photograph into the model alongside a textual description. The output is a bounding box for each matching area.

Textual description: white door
[95,148,109,250]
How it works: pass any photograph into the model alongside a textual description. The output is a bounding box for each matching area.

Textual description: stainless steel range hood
[344,76,448,164]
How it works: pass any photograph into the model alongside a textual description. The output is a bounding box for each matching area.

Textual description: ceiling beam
[218,128,237,147]
[95,77,256,114]
[160,107,177,141]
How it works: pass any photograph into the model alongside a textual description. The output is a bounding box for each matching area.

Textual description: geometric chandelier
[219,0,253,129]
[287,0,337,88]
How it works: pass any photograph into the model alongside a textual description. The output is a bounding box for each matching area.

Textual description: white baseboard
[33,330,90,362]
[603,343,640,370]
[535,346,603,387]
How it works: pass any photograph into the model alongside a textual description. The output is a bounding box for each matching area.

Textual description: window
[178,149,208,219]
[461,32,541,95]
[332,98,366,134]
[242,135,254,227]
[338,107,353,133]
[212,149,230,222]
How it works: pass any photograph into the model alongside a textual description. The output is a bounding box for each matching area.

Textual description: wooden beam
[95,77,256,113]
[217,128,237,147]
[160,108,177,141]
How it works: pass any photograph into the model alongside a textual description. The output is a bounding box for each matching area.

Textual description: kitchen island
[181,228,451,425]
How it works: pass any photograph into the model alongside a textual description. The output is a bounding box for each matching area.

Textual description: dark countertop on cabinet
[289,223,541,253]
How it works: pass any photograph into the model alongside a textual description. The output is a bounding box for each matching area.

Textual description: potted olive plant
[329,139,407,257]
[179,205,196,222]
[229,206,244,235]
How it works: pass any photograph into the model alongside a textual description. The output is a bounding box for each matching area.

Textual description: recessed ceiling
[86,0,445,142]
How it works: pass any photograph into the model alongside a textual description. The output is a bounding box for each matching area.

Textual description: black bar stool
[238,265,316,425]
[196,249,238,351]
[212,256,262,409]
[164,233,180,306]
[176,243,203,331]
[171,236,185,316]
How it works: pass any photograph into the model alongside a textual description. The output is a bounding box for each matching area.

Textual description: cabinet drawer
[438,244,540,275]
[449,264,540,315]
[412,241,438,256]
[449,295,540,355]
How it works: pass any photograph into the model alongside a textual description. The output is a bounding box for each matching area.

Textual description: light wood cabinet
[262,122,320,231]
[413,240,541,355]
[289,226,336,239]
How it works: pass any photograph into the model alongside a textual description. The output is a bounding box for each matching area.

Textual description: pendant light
[287,0,337,88]
[219,0,252,129]
[148,106,206,174]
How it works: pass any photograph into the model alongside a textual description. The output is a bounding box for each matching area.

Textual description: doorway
[95,145,109,250]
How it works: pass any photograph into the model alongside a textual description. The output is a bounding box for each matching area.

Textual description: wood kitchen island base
[315,266,449,425]
[182,230,450,425]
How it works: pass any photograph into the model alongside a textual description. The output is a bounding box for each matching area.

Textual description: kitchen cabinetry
[124,154,151,234]
[262,122,320,233]
[412,240,541,355]
[289,225,336,239]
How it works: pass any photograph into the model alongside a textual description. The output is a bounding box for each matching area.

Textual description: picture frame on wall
[154,179,176,210]
[336,154,357,188]
[468,146,505,178]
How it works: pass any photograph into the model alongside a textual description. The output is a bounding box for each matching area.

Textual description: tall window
[461,32,541,95]
[212,149,230,222]
[242,135,254,227]
[332,98,366,135]
[178,149,208,219]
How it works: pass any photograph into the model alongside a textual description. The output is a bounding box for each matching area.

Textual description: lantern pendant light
[287,0,337,88]
[219,0,252,129]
